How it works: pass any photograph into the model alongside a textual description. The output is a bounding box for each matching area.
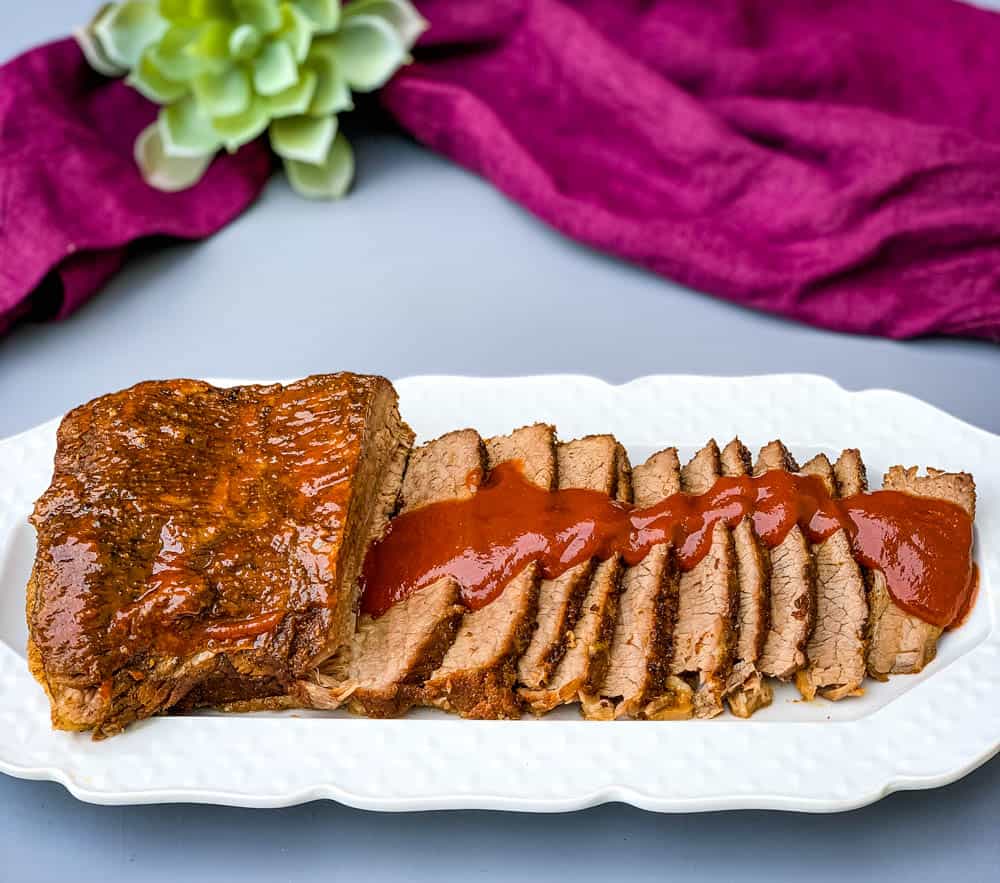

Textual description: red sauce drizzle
[360,461,976,629]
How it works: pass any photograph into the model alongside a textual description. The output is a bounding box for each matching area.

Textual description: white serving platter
[0,374,996,811]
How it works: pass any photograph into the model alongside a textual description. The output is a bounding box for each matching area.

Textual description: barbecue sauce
[360,461,976,629]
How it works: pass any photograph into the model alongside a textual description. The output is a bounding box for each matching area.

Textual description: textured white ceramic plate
[0,375,997,811]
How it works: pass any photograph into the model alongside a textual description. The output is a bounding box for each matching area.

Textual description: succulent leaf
[277,3,316,62]
[297,0,340,32]
[160,95,223,156]
[228,23,262,59]
[151,25,205,79]
[93,1,168,69]
[304,50,352,115]
[193,0,234,17]
[192,66,252,117]
[266,70,318,117]
[233,0,283,33]
[284,131,354,198]
[342,0,427,46]
[74,5,129,77]
[75,26,128,77]
[161,1,232,24]
[185,19,235,75]
[134,120,213,190]
[127,46,189,102]
[269,113,337,164]
[212,95,272,150]
[159,0,196,26]
[329,13,408,92]
[252,39,299,95]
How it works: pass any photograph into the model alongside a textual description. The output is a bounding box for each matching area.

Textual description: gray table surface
[3,4,999,881]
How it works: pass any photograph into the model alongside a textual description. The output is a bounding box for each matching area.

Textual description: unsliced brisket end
[25,374,412,737]
[522,438,631,714]
[295,429,485,717]
[222,430,421,719]
[755,440,816,681]
[517,436,621,695]
[582,448,691,720]
[670,440,738,719]
[865,463,976,679]
[720,438,773,718]
[172,656,291,714]
[422,425,557,718]
[795,453,868,701]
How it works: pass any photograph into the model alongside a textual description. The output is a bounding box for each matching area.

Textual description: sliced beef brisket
[517,436,622,694]
[521,438,631,714]
[301,577,465,716]
[865,461,976,679]
[294,429,483,716]
[422,424,557,718]
[795,453,868,701]
[582,448,692,720]
[755,440,817,681]
[670,440,738,718]
[398,429,487,510]
[720,438,773,718]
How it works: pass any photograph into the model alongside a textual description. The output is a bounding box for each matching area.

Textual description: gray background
[2,4,998,881]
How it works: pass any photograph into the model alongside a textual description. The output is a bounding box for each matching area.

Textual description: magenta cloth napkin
[3,2,1000,340]
[383,0,1000,340]
[0,38,271,336]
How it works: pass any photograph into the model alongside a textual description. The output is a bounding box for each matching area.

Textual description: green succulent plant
[75,0,426,197]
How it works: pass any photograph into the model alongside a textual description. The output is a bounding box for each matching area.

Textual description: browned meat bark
[294,428,482,716]
[26,375,413,737]
[517,435,624,693]
[755,441,816,681]
[582,448,692,720]
[795,453,868,701]
[864,461,976,679]
[521,439,631,714]
[422,425,557,718]
[720,438,773,718]
[670,440,738,718]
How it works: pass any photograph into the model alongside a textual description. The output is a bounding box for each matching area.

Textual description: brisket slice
[865,461,976,679]
[582,448,693,720]
[755,440,817,681]
[720,438,773,718]
[294,429,482,716]
[25,374,412,737]
[422,424,557,718]
[517,435,623,693]
[302,577,465,716]
[795,453,868,701]
[521,438,632,714]
[670,440,738,718]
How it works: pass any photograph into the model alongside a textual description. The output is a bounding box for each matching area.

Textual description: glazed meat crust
[27,374,412,735]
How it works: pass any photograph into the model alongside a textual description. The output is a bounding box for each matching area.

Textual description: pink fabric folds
[382,0,1000,340]
[0,39,271,335]
[3,2,1000,340]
